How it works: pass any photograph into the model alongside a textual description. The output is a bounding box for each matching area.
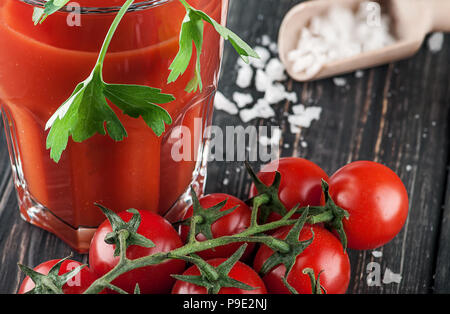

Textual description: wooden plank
[433,171,450,293]
[207,0,450,294]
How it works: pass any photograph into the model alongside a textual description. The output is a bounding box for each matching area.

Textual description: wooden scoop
[278,0,450,81]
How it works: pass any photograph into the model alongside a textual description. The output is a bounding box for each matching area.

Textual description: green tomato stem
[82,216,298,294]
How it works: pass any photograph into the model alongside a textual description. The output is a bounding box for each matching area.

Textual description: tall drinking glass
[0,0,228,252]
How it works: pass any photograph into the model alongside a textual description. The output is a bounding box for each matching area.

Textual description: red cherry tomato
[180,194,254,260]
[89,210,185,294]
[250,158,329,221]
[253,224,350,294]
[172,258,267,294]
[18,259,98,294]
[329,161,409,250]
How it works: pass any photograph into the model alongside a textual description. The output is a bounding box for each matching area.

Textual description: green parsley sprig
[43,0,173,162]
[169,0,259,92]
[32,0,71,25]
[35,0,258,163]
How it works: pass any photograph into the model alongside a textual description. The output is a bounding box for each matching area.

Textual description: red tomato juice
[0,0,227,251]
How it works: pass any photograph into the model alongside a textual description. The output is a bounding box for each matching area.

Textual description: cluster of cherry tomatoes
[19,158,409,294]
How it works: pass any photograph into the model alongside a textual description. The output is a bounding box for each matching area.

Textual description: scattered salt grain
[333,77,347,87]
[265,58,287,82]
[236,64,253,89]
[288,105,322,130]
[355,70,364,78]
[406,165,412,172]
[239,99,275,123]
[372,251,383,258]
[223,178,230,186]
[255,69,272,92]
[428,32,444,53]
[264,83,297,105]
[214,91,238,115]
[261,34,272,47]
[232,92,253,108]
[288,2,395,76]
[382,268,402,284]
[269,42,278,53]
[250,46,271,69]
[290,124,301,134]
[300,141,308,148]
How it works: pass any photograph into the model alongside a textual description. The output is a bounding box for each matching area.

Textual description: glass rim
[21,0,174,14]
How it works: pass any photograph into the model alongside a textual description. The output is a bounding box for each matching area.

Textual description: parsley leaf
[103,84,174,136]
[32,0,71,25]
[169,0,259,92]
[46,65,173,163]
[43,0,174,162]
[36,0,257,162]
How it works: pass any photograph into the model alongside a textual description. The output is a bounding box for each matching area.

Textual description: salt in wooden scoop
[278,0,450,81]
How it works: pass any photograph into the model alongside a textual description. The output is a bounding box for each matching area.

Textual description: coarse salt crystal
[265,58,287,82]
[333,77,347,87]
[372,251,383,258]
[250,46,271,69]
[261,34,272,47]
[255,69,272,92]
[428,32,444,53]
[288,2,396,76]
[239,99,275,123]
[288,105,322,129]
[233,92,254,108]
[290,124,301,134]
[236,64,253,89]
[269,43,278,53]
[214,91,238,115]
[355,70,364,78]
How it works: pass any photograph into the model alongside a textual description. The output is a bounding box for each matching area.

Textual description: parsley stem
[96,0,135,69]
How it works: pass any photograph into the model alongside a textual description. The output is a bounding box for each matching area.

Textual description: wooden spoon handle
[429,0,450,32]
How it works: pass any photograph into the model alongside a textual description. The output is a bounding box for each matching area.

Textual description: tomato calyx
[303,268,327,294]
[171,244,256,294]
[18,255,85,294]
[282,268,326,294]
[95,203,155,257]
[245,161,288,223]
[179,188,239,242]
[298,180,350,250]
[259,208,313,278]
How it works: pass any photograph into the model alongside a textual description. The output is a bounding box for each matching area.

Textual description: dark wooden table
[1,0,450,294]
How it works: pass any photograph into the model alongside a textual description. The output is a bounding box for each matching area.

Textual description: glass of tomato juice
[0,0,228,252]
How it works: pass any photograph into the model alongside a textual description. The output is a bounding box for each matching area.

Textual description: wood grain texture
[0,0,449,294]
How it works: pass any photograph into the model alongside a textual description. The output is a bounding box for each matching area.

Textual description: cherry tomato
[253,224,350,294]
[249,157,329,221]
[18,259,98,294]
[172,258,267,294]
[89,210,185,294]
[329,161,409,250]
[180,194,254,260]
